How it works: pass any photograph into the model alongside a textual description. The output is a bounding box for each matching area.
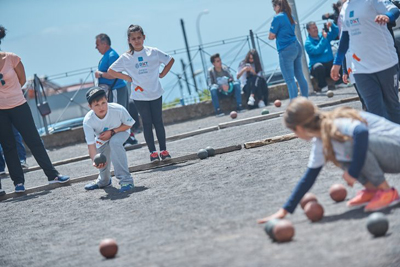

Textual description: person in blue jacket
[258,97,400,223]
[305,21,339,92]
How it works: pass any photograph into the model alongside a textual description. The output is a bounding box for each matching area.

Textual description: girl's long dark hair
[127,24,144,55]
[245,49,262,74]
[271,0,295,25]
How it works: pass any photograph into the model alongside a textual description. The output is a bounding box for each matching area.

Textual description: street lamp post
[196,9,209,88]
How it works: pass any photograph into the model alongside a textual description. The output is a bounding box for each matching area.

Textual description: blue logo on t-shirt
[350,11,354,18]
[138,57,143,62]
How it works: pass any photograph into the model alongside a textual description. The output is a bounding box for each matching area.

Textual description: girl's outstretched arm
[257,166,322,223]
[159,58,175,78]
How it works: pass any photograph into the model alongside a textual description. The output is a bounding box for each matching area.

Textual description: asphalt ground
[1,86,400,267]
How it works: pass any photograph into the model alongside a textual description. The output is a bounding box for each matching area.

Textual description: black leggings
[0,102,58,186]
[134,97,166,153]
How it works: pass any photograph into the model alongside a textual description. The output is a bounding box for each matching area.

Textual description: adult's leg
[134,100,157,153]
[149,97,167,152]
[109,131,133,185]
[353,83,367,111]
[12,126,26,162]
[115,85,129,110]
[354,73,389,119]
[376,64,400,124]
[294,41,309,98]
[0,109,24,185]
[210,86,221,112]
[0,145,5,172]
[311,63,327,89]
[279,42,298,99]
[9,103,59,180]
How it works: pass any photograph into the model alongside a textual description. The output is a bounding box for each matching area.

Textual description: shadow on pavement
[3,191,52,203]
[144,162,197,173]
[100,186,148,201]
[321,203,400,223]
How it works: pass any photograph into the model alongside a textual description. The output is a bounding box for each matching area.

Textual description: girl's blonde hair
[284,97,367,166]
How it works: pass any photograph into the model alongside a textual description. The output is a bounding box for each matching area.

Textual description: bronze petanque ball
[274,99,282,107]
[329,184,347,202]
[273,219,295,242]
[205,146,215,157]
[300,193,318,209]
[93,153,107,166]
[230,111,238,119]
[304,201,324,222]
[367,212,389,237]
[99,239,118,259]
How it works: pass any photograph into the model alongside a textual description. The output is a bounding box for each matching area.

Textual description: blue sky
[2,0,335,102]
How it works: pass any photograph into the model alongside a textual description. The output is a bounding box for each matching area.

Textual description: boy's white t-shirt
[340,0,398,74]
[109,46,172,101]
[307,111,400,168]
[83,103,135,148]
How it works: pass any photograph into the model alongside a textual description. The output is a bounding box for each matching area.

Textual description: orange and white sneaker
[364,188,400,212]
[160,150,171,161]
[347,189,377,207]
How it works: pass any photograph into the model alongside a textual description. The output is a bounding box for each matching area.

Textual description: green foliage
[198,89,211,102]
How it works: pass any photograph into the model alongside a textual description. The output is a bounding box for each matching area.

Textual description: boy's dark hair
[0,25,6,45]
[210,53,220,64]
[96,33,111,46]
[86,87,107,105]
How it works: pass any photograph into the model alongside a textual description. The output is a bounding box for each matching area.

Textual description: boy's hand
[342,171,357,187]
[257,208,288,224]
[99,130,112,141]
[93,161,106,169]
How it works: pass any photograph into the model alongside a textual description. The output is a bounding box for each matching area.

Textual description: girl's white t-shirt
[83,103,135,148]
[110,46,172,101]
[307,111,400,168]
[340,0,398,74]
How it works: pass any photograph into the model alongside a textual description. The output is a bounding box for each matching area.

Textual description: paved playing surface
[1,86,400,267]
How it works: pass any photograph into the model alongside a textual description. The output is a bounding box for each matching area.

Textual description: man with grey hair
[95,33,138,145]
[304,21,339,92]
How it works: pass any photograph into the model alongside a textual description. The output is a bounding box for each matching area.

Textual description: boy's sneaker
[150,152,160,162]
[0,189,5,197]
[364,188,400,212]
[119,183,134,193]
[320,86,329,92]
[20,160,29,170]
[160,150,172,161]
[124,135,138,147]
[48,175,70,184]
[215,108,225,117]
[247,95,255,106]
[15,183,25,193]
[84,179,112,190]
[347,189,377,207]
[258,100,266,108]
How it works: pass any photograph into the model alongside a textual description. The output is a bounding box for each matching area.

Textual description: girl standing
[269,0,308,100]
[109,25,175,162]
[258,97,400,223]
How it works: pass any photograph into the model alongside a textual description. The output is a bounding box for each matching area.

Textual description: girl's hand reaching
[257,208,288,224]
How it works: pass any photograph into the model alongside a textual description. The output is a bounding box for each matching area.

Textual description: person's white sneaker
[258,100,266,108]
[320,86,328,92]
[335,83,348,89]
[247,95,255,106]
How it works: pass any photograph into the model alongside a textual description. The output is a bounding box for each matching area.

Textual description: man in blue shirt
[95,33,138,145]
[304,22,339,92]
